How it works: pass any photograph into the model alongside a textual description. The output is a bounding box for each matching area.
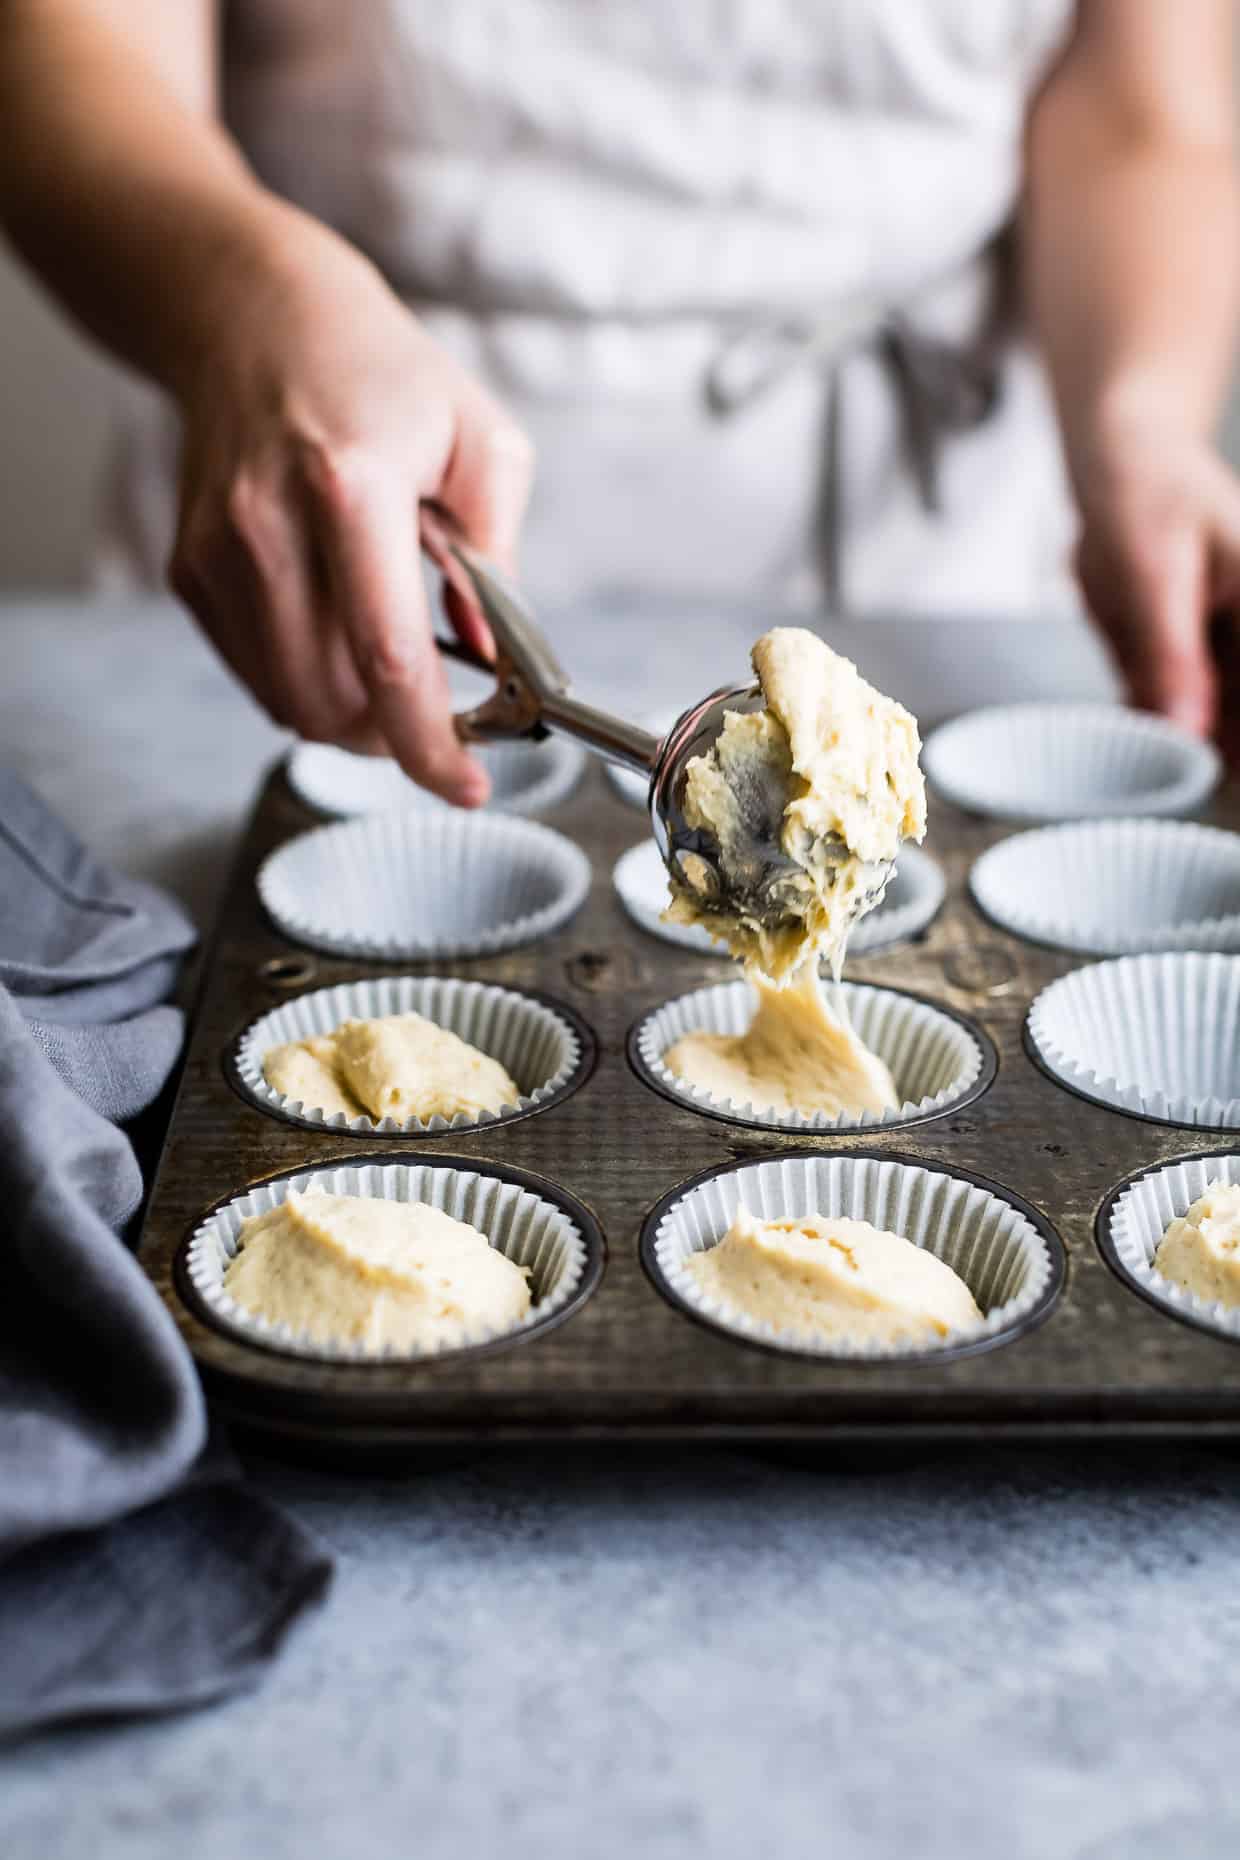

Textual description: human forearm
[1025,83,1240,488]
[0,0,343,398]
[1018,1,1240,745]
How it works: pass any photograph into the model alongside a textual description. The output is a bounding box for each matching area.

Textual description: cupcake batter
[685,1204,983,1348]
[264,1010,520,1122]
[667,628,926,979]
[262,1034,365,1120]
[1153,1179,1240,1306]
[223,1188,531,1351]
[664,965,898,1118]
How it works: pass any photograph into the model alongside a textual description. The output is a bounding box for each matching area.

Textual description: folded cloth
[0,771,331,1739]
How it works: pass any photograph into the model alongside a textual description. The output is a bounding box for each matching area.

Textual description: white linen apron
[97,0,1081,618]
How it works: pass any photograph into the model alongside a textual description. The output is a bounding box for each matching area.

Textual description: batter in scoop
[224,1188,531,1351]
[664,965,898,1119]
[666,627,926,980]
[686,1205,982,1348]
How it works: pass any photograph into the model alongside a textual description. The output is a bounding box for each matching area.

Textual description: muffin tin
[138,748,1240,1448]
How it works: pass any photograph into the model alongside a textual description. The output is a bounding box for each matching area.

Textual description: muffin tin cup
[286,738,586,820]
[1026,953,1240,1132]
[257,812,592,961]
[628,978,994,1134]
[612,840,945,958]
[180,1154,604,1364]
[1098,1153,1240,1345]
[642,1149,1064,1364]
[969,818,1240,957]
[924,702,1220,823]
[228,976,596,1137]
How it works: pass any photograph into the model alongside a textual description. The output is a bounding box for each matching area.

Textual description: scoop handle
[420,501,660,773]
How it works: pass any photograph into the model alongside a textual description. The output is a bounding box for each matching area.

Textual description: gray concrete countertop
[2,598,1234,1860]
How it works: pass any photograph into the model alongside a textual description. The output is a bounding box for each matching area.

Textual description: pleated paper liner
[257,812,591,961]
[612,840,945,958]
[924,702,1219,823]
[229,975,595,1137]
[628,978,993,1133]
[180,1155,604,1364]
[286,738,586,820]
[969,818,1240,957]
[1099,1152,1240,1345]
[1027,953,1240,1132]
[641,1150,1064,1363]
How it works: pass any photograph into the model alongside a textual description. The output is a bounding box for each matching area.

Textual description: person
[2,1,1238,802]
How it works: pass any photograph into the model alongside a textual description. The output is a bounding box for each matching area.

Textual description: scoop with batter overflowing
[665,964,898,1119]
[662,627,925,1119]
[666,627,926,980]
[263,1010,521,1123]
[224,1188,531,1351]
[686,1205,982,1348]
[1153,1179,1240,1307]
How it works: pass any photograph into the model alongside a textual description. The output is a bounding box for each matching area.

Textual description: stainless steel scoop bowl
[420,504,803,932]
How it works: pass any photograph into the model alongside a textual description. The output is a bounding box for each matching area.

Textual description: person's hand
[168,211,535,804]
[1073,405,1240,761]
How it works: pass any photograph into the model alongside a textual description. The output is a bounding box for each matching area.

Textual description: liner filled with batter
[234,975,585,1134]
[634,976,984,1132]
[185,1158,593,1361]
[650,1152,1059,1360]
[1105,1153,1240,1342]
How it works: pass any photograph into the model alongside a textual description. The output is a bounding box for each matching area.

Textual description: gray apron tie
[704,296,1002,607]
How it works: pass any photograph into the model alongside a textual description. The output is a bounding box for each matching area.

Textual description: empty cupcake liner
[181,1155,603,1363]
[286,738,585,820]
[924,702,1220,823]
[629,978,992,1133]
[229,975,593,1136]
[258,812,592,961]
[1100,1152,1240,1344]
[969,818,1240,956]
[612,840,945,958]
[1027,953,1240,1130]
[642,1150,1063,1362]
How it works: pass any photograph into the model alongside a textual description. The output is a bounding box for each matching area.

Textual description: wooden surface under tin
[139,759,1240,1445]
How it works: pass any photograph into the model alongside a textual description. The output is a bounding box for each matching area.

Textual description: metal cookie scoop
[420,505,802,932]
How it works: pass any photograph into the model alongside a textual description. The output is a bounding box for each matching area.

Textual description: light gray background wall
[3,206,1240,588]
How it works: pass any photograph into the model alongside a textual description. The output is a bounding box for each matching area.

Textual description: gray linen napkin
[0,771,331,1739]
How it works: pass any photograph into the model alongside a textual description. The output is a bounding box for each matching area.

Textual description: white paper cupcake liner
[642,1151,1063,1361]
[286,737,585,820]
[182,1156,602,1363]
[258,812,592,960]
[1101,1153,1240,1343]
[970,819,1240,956]
[612,840,945,958]
[230,975,592,1135]
[924,702,1220,823]
[1027,953,1240,1130]
[630,978,991,1132]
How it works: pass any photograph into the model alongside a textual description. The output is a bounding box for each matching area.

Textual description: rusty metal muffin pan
[138,754,1240,1446]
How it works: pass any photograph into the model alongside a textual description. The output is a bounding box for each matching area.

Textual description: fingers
[1077,517,1217,738]
[170,464,372,746]
[309,448,490,806]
